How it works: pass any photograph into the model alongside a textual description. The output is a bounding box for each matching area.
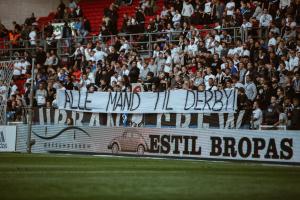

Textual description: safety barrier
[14,124,300,165]
[0,26,243,60]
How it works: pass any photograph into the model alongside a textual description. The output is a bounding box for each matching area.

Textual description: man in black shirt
[64,76,74,90]
[290,98,300,130]
[264,96,280,126]
[129,61,140,83]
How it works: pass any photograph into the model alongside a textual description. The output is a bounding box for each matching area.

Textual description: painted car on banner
[107,128,148,155]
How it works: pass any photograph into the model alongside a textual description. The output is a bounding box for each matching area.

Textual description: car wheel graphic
[137,145,145,155]
[112,143,119,154]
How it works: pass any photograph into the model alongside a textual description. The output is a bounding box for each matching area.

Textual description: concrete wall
[0,0,68,29]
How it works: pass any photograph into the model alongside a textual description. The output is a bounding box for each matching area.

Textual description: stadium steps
[144,0,164,28]
[79,0,113,35]
[36,0,165,36]
[117,0,164,31]
[37,12,56,29]
[116,0,140,31]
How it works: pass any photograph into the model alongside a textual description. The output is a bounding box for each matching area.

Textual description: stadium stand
[0,0,299,130]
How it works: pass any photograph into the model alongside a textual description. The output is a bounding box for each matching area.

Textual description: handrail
[0,26,244,59]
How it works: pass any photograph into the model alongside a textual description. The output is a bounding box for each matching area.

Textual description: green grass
[0,153,300,200]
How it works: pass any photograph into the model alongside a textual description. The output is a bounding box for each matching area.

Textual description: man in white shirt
[259,9,272,38]
[234,45,243,56]
[252,2,262,20]
[29,27,37,46]
[214,41,223,57]
[181,1,194,23]
[0,80,7,101]
[13,61,22,77]
[244,75,257,101]
[86,67,95,84]
[119,40,131,53]
[267,32,277,47]
[259,9,273,27]
[165,51,173,70]
[204,67,215,88]
[187,38,198,55]
[251,101,263,129]
[204,0,212,15]
[172,10,181,26]
[94,48,107,63]
[241,18,252,30]
[84,46,92,61]
[288,50,299,71]
[160,6,169,18]
[240,43,250,57]
[280,0,291,10]
[225,0,235,16]
[79,74,91,91]
[171,44,181,64]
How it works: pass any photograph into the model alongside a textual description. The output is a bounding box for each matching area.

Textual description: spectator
[25,13,36,26]
[62,22,72,48]
[225,0,235,17]
[251,100,263,129]
[290,98,300,129]
[244,75,257,101]
[181,0,194,24]
[68,0,77,10]
[264,96,280,126]
[259,9,272,38]
[35,83,47,107]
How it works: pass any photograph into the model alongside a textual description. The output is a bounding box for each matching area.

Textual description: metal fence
[0,26,244,60]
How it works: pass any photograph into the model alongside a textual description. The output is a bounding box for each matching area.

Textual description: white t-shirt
[110,76,118,86]
[21,61,30,74]
[84,48,92,61]
[181,2,194,17]
[204,74,216,88]
[268,37,277,47]
[119,43,130,53]
[80,79,91,91]
[87,72,95,84]
[241,22,252,29]
[13,62,22,76]
[215,45,223,57]
[10,84,18,97]
[288,56,299,71]
[260,14,272,27]
[94,50,107,63]
[252,108,263,129]
[165,56,172,67]
[204,2,212,14]
[226,2,235,16]
[29,31,37,46]
[172,14,181,23]
[240,49,250,57]
[0,85,7,100]
[188,44,198,54]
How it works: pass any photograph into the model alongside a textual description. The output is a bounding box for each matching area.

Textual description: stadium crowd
[0,0,299,129]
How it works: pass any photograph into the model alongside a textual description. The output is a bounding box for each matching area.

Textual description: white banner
[0,126,16,152]
[57,89,237,114]
[52,22,75,39]
[15,125,300,164]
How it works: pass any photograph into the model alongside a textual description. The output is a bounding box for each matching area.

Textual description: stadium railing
[0,26,244,60]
